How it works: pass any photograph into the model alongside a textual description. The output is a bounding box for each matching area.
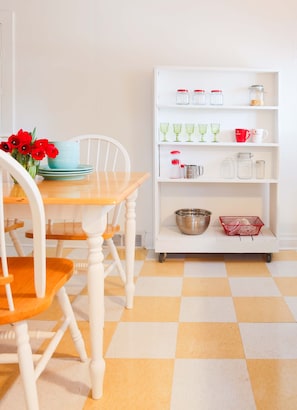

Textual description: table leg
[125,189,138,309]
[82,205,110,399]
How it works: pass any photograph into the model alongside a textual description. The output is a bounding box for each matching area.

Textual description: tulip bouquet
[0,128,59,180]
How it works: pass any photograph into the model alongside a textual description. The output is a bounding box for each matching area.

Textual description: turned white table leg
[82,204,111,399]
[125,189,138,309]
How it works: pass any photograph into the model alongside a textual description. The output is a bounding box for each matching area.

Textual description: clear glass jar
[255,160,265,179]
[192,89,206,105]
[176,89,189,105]
[210,89,223,105]
[237,152,253,179]
[249,85,264,106]
[220,157,235,179]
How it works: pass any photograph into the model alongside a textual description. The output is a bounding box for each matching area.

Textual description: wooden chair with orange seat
[0,150,88,410]
[25,134,131,282]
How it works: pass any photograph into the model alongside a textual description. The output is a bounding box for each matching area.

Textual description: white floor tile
[240,323,297,358]
[104,296,126,321]
[105,322,178,358]
[229,277,281,296]
[103,260,144,278]
[0,321,57,353]
[147,249,158,260]
[179,297,237,322]
[135,276,183,296]
[184,261,227,277]
[71,295,125,322]
[171,359,256,410]
[1,358,90,410]
[267,261,297,277]
[65,273,87,295]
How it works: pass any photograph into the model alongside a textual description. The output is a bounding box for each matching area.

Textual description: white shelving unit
[153,66,279,262]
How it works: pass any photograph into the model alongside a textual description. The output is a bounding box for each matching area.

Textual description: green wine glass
[185,123,195,142]
[173,123,182,142]
[160,122,169,142]
[211,123,220,143]
[198,123,208,142]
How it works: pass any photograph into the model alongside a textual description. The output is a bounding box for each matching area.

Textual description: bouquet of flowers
[0,128,59,180]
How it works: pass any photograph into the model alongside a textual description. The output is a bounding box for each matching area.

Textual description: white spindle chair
[26,134,131,282]
[0,150,87,410]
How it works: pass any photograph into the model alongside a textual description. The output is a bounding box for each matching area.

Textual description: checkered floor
[2,249,297,409]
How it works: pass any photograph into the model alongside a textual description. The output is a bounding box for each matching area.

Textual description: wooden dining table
[3,170,149,399]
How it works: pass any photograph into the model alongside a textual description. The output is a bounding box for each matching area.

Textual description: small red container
[219,216,264,236]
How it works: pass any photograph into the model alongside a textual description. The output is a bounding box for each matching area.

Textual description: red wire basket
[219,216,264,236]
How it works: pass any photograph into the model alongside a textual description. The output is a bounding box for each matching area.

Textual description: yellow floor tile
[274,277,297,296]
[225,260,271,277]
[0,364,19,398]
[121,296,180,322]
[176,323,245,358]
[32,297,64,321]
[247,359,297,410]
[182,277,231,296]
[83,359,174,410]
[51,321,117,358]
[51,322,90,358]
[110,248,148,261]
[233,297,295,322]
[139,260,184,277]
[104,276,126,296]
[182,253,225,261]
[271,250,297,261]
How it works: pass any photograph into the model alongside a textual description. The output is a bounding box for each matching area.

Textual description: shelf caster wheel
[266,253,272,263]
[159,253,167,263]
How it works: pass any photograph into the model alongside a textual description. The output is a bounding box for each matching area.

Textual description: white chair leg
[56,287,88,362]
[8,230,25,256]
[15,321,39,410]
[55,240,65,257]
[106,238,126,283]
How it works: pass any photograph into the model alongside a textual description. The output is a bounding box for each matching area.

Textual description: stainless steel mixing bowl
[175,208,211,235]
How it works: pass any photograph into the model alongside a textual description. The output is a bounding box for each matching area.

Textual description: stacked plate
[38,164,93,180]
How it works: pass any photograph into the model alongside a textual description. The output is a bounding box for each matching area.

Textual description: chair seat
[4,219,24,233]
[0,257,73,324]
[25,222,120,241]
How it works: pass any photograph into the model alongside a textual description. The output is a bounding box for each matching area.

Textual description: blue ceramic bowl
[48,141,80,169]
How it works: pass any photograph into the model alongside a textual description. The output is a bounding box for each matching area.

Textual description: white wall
[1,0,297,249]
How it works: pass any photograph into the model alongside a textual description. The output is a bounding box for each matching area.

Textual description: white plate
[38,164,93,173]
[38,164,93,180]
[39,173,91,181]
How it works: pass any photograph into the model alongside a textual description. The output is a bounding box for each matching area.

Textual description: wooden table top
[3,172,150,206]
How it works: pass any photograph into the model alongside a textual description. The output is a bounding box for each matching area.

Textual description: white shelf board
[157,178,278,184]
[155,225,279,254]
[156,104,279,111]
[158,142,279,148]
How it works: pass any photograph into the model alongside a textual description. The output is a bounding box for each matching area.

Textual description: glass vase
[12,158,39,184]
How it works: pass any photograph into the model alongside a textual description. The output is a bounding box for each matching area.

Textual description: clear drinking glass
[211,123,220,143]
[185,123,195,142]
[160,122,169,142]
[198,123,208,142]
[173,123,182,142]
